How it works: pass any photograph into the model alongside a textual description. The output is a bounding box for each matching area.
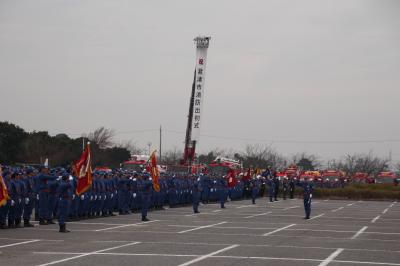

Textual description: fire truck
[208,157,242,177]
[352,172,374,184]
[375,172,399,186]
[122,155,150,172]
[321,170,347,188]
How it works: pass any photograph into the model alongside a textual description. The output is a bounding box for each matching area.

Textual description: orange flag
[149,151,160,192]
[0,167,10,207]
[74,143,93,195]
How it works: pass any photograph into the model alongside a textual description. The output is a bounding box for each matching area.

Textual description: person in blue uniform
[300,176,314,219]
[273,174,280,201]
[37,166,58,225]
[267,177,275,202]
[8,172,24,228]
[0,170,11,229]
[192,177,201,213]
[140,173,153,221]
[217,176,227,209]
[57,172,73,233]
[289,177,295,199]
[250,177,260,204]
[22,169,35,227]
[282,177,289,200]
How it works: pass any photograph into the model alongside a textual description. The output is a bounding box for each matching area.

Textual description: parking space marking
[263,224,296,236]
[0,239,40,249]
[310,213,325,220]
[177,222,227,234]
[283,206,300,211]
[371,215,381,223]
[212,210,222,213]
[245,212,271,219]
[94,220,159,232]
[37,241,141,266]
[382,208,389,214]
[332,207,344,212]
[347,203,354,206]
[236,205,254,209]
[177,244,239,266]
[318,248,344,266]
[351,226,368,240]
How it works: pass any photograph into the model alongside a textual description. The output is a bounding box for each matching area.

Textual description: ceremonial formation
[0,148,319,234]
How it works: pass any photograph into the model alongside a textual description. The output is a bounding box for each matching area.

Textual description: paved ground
[1,198,399,266]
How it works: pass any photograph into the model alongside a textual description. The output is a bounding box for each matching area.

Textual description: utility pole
[159,125,162,163]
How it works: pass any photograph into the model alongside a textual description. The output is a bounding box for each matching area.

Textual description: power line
[163,129,400,144]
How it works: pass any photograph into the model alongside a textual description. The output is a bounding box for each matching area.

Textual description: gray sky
[1,0,399,163]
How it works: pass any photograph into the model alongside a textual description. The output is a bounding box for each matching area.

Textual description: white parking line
[263,224,296,236]
[318,248,344,266]
[94,220,158,232]
[310,213,325,220]
[351,226,368,240]
[0,239,40,249]
[177,244,239,266]
[236,205,254,209]
[177,222,227,234]
[37,241,141,266]
[371,215,381,223]
[283,206,300,211]
[347,203,354,207]
[332,207,344,212]
[212,210,222,213]
[245,212,271,219]
[382,208,389,214]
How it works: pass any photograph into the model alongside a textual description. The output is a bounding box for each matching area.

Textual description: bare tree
[116,140,143,155]
[291,152,321,171]
[328,152,390,176]
[86,127,115,149]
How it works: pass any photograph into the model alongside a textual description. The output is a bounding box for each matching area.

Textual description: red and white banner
[74,143,93,195]
[149,150,160,192]
[191,36,210,142]
[0,167,10,207]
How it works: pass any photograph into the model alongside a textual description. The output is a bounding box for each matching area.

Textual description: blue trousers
[39,192,50,220]
[304,197,311,218]
[141,194,150,218]
[58,199,70,225]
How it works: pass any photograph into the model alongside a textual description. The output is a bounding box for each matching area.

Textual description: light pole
[147,142,152,155]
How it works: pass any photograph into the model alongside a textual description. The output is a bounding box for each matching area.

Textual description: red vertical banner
[0,168,10,207]
[74,143,93,195]
[150,151,160,192]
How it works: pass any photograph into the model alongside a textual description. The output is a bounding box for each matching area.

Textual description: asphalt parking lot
[1,198,399,266]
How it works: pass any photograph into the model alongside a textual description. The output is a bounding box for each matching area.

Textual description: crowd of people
[0,165,314,233]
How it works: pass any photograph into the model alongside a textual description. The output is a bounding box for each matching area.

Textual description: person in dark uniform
[267,177,275,202]
[22,169,35,227]
[140,173,153,221]
[273,173,280,201]
[192,177,201,213]
[282,177,289,200]
[289,177,295,199]
[37,166,58,225]
[57,172,73,233]
[301,176,314,219]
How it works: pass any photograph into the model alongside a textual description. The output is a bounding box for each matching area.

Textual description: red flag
[74,143,93,195]
[226,169,237,188]
[0,168,10,207]
[242,168,251,181]
[149,151,160,192]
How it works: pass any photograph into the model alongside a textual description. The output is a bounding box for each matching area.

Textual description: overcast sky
[1,0,399,164]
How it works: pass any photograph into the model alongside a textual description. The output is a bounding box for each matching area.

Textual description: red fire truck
[375,172,399,186]
[352,172,374,184]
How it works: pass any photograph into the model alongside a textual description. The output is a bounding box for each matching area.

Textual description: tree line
[1,121,398,175]
[0,122,130,168]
